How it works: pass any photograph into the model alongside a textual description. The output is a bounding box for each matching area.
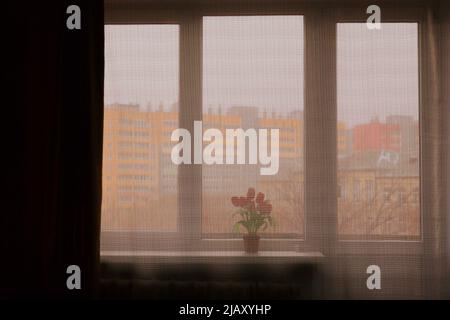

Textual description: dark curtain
[1,1,104,298]
[443,0,450,299]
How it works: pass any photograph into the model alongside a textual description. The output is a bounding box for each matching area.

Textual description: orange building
[353,119,400,153]
[258,115,303,160]
[102,104,178,231]
[102,104,351,235]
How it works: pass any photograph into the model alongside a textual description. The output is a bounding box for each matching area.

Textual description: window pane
[202,16,304,237]
[337,23,420,240]
[102,25,179,232]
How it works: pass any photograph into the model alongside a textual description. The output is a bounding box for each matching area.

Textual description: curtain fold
[441,0,450,299]
[421,1,448,299]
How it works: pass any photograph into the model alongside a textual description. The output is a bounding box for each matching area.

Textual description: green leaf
[237,220,251,233]
[232,211,245,220]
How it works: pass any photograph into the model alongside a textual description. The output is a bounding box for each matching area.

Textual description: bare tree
[338,174,419,237]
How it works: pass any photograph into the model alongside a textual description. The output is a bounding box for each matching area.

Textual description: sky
[104,19,419,127]
[104,24,179,110]
[337,23,419,126]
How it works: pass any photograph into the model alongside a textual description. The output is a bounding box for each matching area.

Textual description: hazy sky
[104,25,179,109]
[104,19,419,127]
[337,23,419,126]
[202,16,304,113]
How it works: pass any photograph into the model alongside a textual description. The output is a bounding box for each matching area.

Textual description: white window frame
[102,0,439,257]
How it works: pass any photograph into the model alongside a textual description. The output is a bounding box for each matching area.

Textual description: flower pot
[243,234,260,253]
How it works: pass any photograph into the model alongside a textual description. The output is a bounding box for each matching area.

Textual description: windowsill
[101,250,324,265]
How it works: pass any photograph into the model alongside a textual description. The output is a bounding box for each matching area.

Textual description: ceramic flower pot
[243,234,260,253]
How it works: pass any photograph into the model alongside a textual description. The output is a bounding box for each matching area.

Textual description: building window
[366,180,375,202]
[353,179,361,202]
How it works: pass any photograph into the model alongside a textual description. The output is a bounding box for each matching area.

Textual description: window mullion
[178,16,203,246]
[304,10,338,255]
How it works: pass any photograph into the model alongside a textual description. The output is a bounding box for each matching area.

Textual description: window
[337,23,420,240]
[102,25,179,233]
[101,4,428,254]
[201,16,304,238]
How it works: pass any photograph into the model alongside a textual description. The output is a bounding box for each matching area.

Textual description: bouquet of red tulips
[231,187,276,235]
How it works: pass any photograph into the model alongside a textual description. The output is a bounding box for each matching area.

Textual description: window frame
[334,4,427,255]
[102,0,435,257]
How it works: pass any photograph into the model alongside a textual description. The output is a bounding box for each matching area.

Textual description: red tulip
[246,187,256,199]
[239,196,249,207]
[231,196,240,207]
[256,192,265,205]
[259,202,272,214]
